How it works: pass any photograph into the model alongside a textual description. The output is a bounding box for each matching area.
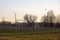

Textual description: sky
[0,0,60,22]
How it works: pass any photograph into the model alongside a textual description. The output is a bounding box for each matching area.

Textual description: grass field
[0,27,60,40]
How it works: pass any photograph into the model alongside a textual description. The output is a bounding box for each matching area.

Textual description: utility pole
[15,13,17,28]
[13,11,17,28]
[2,17,5,27]
[13,11,16,23]
[15,13,16,23]
[35,21,37,30]
[3,17,5,22]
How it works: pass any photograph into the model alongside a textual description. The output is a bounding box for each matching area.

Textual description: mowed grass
[0,27,60,40]
[0,34,60,40]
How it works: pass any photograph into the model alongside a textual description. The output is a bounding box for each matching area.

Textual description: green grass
[0,33,60,40]
[0,27,60,35]
[0,27,60,40]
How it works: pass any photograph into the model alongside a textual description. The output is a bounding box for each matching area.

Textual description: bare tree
[41,10,56,27]
[41,14,47,23]
[24,14,37,23]
[56,15,60,23]
[47,10,56,23]
[41,10,56,23]
[56,14,60,28]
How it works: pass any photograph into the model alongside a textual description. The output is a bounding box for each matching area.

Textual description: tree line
[0,10,60,28]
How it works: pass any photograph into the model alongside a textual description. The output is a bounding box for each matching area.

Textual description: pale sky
[0,0,60,22]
